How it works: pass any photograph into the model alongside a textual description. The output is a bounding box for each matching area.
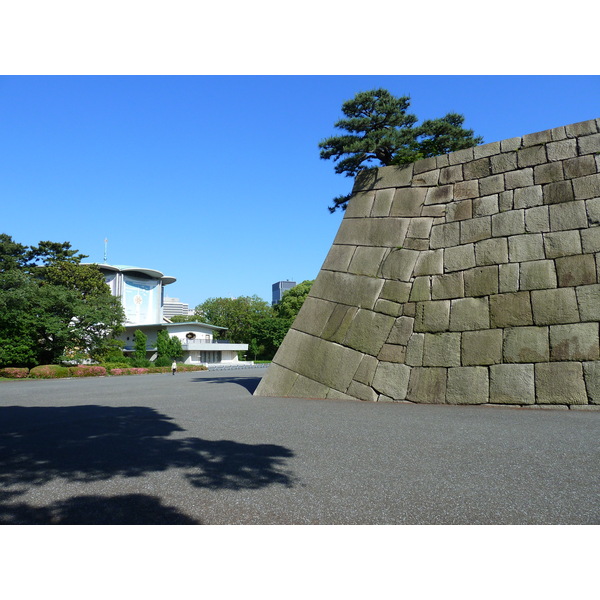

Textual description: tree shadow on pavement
[190,376,262,394]
[0,405,295,524]
[0,490,200,525]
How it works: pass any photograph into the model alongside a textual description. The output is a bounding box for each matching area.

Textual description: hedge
[29,365,71,379]
[68,365,107,377]
[0,367,30,379]
[2,363,209,379]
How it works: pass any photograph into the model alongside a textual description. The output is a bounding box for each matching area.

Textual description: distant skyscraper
[272,280,296,305]
[163,297,193,318]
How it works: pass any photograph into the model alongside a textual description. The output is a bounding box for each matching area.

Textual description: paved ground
[1,367,599,524]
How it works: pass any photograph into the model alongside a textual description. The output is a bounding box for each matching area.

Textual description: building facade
[95,264,248,365]
[272,280,296,305]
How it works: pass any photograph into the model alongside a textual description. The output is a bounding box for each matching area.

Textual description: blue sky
[1,75,599,307]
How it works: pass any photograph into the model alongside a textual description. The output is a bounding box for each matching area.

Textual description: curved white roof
[92,263,176,285]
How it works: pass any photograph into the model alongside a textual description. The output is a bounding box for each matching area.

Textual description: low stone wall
[255,118,600,408]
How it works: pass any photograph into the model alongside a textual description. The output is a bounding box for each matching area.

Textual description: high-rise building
[272,280,296,305]
[163,297,193,319]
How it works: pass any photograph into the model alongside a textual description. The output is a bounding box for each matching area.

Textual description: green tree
[168,335,183,361]
[133,329,148,361]
[319,88,483,212]
[273,280,314,321]
[195,295,273,343]
[0,235,124,367]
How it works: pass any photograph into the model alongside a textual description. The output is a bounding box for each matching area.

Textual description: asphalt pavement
[1,366,599,524]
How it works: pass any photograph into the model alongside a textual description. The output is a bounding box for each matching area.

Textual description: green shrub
[30,365,70,379]
[0,367,30,379]
[101,361,132,369]
[130,357,152,368]
[153,356,173,368]
[68,365,107,377]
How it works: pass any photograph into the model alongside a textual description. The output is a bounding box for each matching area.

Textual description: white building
[163,296,195,318]
[94,264,248,366]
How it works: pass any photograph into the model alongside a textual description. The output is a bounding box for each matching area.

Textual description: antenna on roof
[103,238,108,263]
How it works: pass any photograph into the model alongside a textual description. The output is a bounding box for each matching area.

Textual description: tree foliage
[193,282,314,361]
[273,280,314,320]
[195,295,273,343]
[156,329,183,362]
[0,234,124,367]
[319,88,483,212]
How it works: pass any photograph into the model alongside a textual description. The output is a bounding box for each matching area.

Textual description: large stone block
[407,217,434,239]
[499,263,520,293]
[573,173,600,200]
[407,367,447,403]
[489,364,535,405]
[464,265,499,297]
[531,288,580,325]
[446,367,489,404]
[475,237,509,266]
[378,248,419,281]
[508,233,545,262]
[409,276,431,302]
[430,222,460,248]
[492,210,525,237]
[311,271,383,310]
[431,272,464,300]
[535,362,588,405]
[422,332,461,367]
[344,191,376,217]
[381,280,412,303]
[322,244,357,272]
[519,260,557,290]
[555,254,597,287]
[461,217,492,244]
[413,249,444,276]
[290,374,332,399]
[524,206,550,233]
[334,217,410,247]
[353,164,413,191]
[479,174,505,196]
[446,199,473,222]
[449,297,490,331]
[490,292,533,327]
[348,246,390,276]
[583,361,600,404]
[343,309,396,356]
[576,284,600,322]
[372,361,411,400]
[542,180,575,205]
[580,227,600,254]
[550,323,600,361]
[371,188,395,217]
[255,363,298,397]
[505,168,534,189]
[549,200,588,231]
[514,185,543,209]
[444,243,476,273]
[414,300,450,333]
[462,329,503,365]
[503,326,549,363]
[390,187,428,216]
[405,332,425,366]
[543,230,582,258]
[347,380,378,402]
[534,161,565,185]
[292,297,338,337]
[274,329,364,393]
[322,304,359,343]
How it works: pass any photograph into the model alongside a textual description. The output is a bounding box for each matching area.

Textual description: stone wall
[255,118,600,409]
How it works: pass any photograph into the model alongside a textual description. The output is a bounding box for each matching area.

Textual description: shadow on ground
[0,405,295,524]
[190,376,262,394]
[0,491,200,524]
